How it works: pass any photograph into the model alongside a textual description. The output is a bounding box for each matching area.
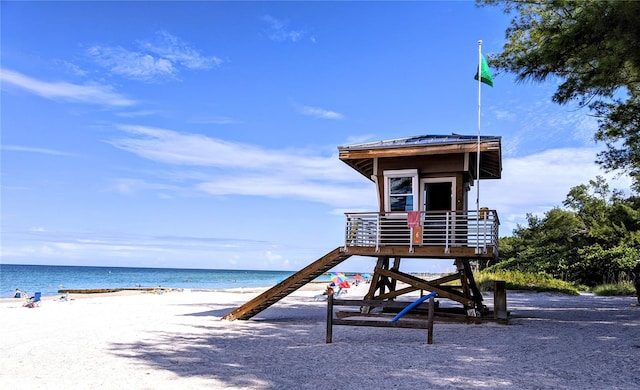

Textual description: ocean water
[0,264,335,299]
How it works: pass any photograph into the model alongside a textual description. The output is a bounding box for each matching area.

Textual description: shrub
[475,270,580,295]
[591,281,636,296]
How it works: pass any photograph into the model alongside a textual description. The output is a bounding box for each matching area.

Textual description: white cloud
[0,68,135,107]
[297,105,344,120]
[115,110,161,118]
[88,45,175,80]
[265,250,283,262]
[110,125,350,177]
[140,31,223,69]
[1,228,273,267]
[107,124,375,208]
[264,250,291,268]
[1,145,74,156]
[572,115,598,143]
[57,60,89,77]
[111,178,183,196]
[493,109,517,121]
[485,91,599,158]
[262,15,305,42]
[196,175,374,208]
[87,31,222,82]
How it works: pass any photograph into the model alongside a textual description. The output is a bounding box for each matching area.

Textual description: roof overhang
[338,134,502,181]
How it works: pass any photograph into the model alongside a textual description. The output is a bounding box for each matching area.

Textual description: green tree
[479,0,640,190]
[493,177,640,286]
[577,243,640,285]
[494,208,584,280]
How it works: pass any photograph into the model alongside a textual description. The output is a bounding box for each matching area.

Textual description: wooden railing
[326,294,436,344]
[344,210,499,254]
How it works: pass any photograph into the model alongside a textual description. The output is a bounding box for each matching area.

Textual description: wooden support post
[427,296,435,344]
[462,258,484,310]
[366,256,390,298]
[390,257,401,297]
[363,256,390,314]
[493,280,507,321]
[326,293,334,343]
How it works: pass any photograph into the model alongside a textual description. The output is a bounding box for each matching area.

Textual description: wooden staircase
[221,247,352,321]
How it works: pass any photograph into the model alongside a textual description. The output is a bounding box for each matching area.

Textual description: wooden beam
[376,268,476,307]
[344,245,497,259]
[375,286,419,301]
[424,273,462,286]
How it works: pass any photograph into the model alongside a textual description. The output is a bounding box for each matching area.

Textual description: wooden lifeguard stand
[222,134,502,321]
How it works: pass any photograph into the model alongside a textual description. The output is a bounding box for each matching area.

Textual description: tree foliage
[492,177,640,286]
[479,0,640,190]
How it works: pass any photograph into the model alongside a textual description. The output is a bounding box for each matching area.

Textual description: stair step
[222,247,352,320]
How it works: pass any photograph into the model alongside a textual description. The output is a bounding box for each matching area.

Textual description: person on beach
[13,289,23,298]
[323,284,335,296]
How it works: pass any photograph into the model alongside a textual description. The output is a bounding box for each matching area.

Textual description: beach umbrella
[330,272,346,283]
[339,280,351,289]
[362,273,372,280]
[353,274,364,281]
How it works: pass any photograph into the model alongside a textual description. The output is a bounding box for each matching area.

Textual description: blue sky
[1,1,631,273]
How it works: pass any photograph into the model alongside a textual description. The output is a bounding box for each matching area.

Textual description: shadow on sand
[109,293,640,389]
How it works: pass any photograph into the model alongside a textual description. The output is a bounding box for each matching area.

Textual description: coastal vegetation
[590,282,636,297]
[474,268,634,297]
[475,270,581,296]
[477,177,639,296]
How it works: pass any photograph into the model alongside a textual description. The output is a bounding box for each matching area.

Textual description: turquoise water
[0,264,336,298]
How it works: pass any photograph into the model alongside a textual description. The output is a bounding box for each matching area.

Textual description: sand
[1,284,639,390]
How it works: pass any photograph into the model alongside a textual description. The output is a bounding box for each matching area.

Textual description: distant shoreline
[0,280,335,302]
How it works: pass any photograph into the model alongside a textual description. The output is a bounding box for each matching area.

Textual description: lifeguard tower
[223,134,502,321]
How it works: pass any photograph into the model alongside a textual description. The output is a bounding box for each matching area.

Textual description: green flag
[474,55,493,87]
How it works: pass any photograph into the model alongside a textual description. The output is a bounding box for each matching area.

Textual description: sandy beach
[1,283,639,390]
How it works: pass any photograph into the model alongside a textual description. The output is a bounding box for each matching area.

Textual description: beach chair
[313,286,349,301]
[314,293,327,301]
[25,292,41,308]
[334,287,347,296]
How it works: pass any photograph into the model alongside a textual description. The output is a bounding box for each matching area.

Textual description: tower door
[421,177,457,245]
[421,178,455,212]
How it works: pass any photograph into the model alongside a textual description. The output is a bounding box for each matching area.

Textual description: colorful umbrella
[330,272,347,283]
[339,280,351,289]
[353,274,364,281]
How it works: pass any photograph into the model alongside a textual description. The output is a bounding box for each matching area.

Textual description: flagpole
[476,40,482,254]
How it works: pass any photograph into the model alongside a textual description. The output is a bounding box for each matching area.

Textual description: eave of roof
[338,134,502,181]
